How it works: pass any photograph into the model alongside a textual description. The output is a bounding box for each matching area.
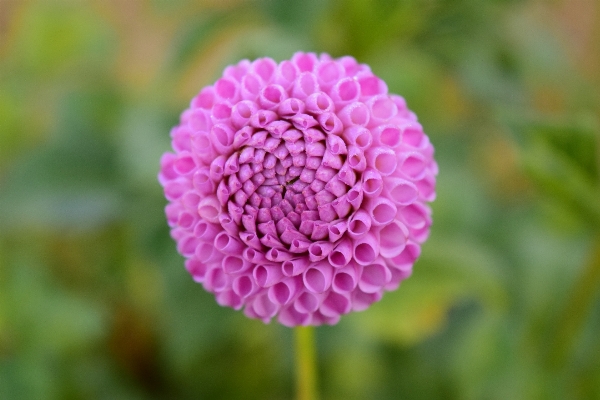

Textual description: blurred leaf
[549,236,600,368]
[0,90,28,169]
[166,6,255,74]
[527,120,599,181]
[1,0,600,398]
[0,84,126,231]
[521,122,600,228]
[9,3,115,76]
[259,0,328,32]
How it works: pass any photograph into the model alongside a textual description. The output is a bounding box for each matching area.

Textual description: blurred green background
[1,0,599,399]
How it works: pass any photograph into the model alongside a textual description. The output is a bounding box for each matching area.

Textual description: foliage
[1,0,599,399]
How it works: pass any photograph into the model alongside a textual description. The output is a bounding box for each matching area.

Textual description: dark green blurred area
[1,0,599,399]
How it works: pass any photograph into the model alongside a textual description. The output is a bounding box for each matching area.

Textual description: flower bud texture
[159,52,437,326]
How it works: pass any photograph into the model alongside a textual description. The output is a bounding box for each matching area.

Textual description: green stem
[294,326,318,400]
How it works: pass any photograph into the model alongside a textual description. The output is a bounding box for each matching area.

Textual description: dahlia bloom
[159,52,437,326]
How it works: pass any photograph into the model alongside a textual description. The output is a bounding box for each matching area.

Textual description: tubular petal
[353,232,379,266]
[303,262,333,293]
[377,220,409,258]
[358,260,392,293]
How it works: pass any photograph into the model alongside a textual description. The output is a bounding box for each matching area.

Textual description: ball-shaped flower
[159,52,437,326]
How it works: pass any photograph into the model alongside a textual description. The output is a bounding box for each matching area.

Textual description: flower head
[159,52,437,326]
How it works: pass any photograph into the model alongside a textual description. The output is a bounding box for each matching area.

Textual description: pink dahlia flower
[159,52,437,326]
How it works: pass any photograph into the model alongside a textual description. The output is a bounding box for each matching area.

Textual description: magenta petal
[219,213,239,236]
[358,259,392,293]
[268,276,300,305]
[195,241,224,264]
[239,231,263,250]
[266,120,292,138]
[397,151,428,179]
[266,248,294,262]
[331,196,352,219]
[209,155,226,182]
[177,235,199,257]
[223,255,252,274]
[210,123,235,154]
[353,232,379,266]
[232,275,258,299]
[193,220,221,242]
[351,289,382,312]
[303,128,326,143]
[365,196,397,227]
[192,169,213,196]
[197,196,221,223]
[233,126,253,148]
[204,266,230,293]
[328,220,347,242]
[292,52,318,72]
[231,100,257,129]
[343,126,372,150]
[291,113,319,130]
[310,221,329,241]
[320,291,351,318]
[303,261,333,293]
[224,152,240,176]
[282,257,310,276]
[339,102,370,127]
[254,264,284,288]
[347,182,364,210]
[362,168,383,198]
[278,305,310,327]
[278,97,305,117]
[305,92,334,114]
[332,262,361,293]
[237,287,262,309]
[191,86,215,109]
[289,239,311,253]
[366,147,397,177]
[188,108,212,133]
[331,77,360,106]
[308,241,334,262]
[186,258,209,283]
[317,112,344,136]
[216,180,230,206]
[376,220,409,258]
[347,145,367,171]
[252,293,279,319]
[372,124,402,148]
[259,84,287,109]
[316,60,345,90]
[384,176,419,206]
[292,72,320,100]
[250,110,278,128]
[328,238,353,268]
[240,73,263,100]
[366,95,397,126]
[243,247,267,264]
[274,60,299,89]
[214,231,244,254]
[294,291,323,313]
[358,75,387,98]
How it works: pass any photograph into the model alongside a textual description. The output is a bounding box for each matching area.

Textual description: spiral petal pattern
[159,52,437,326]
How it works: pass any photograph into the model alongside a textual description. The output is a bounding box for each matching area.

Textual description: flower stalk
[295,326,318,400]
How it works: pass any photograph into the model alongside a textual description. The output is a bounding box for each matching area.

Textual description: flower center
[216,111,355,260]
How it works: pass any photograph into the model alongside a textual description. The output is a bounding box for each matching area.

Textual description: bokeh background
[1,0,599,399]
